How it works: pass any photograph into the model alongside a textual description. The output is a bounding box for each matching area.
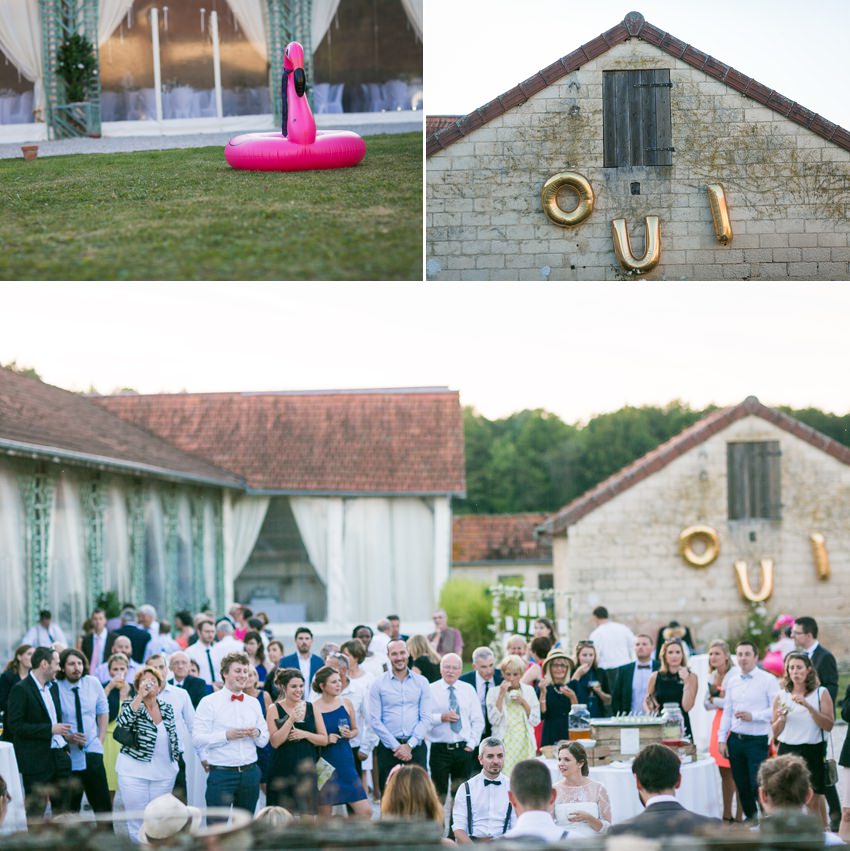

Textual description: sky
[2,281,850,424]
[425,0,850,131]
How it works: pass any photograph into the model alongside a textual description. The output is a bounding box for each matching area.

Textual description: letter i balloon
[225,42,366,171]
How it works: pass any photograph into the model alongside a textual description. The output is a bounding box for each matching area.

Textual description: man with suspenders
[452,737,515,843]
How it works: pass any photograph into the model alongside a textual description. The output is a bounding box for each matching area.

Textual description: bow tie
[637,665,651,669]
[484,779,501,786]
[231,693,244,702]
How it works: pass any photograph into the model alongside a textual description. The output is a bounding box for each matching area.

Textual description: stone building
[0,367,464,656]
[426,11,850,281]
[451,512,553,590]
[537,397,850,657]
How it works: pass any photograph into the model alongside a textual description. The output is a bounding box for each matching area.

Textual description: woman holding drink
[538,648,577,748]
[567,641,612,718]
[266,668,328,814]
[486,654,540,775]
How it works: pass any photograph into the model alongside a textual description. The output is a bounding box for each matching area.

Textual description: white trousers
[118,774,176,843]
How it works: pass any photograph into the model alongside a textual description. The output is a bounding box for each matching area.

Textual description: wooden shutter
[727,441,782,520]
[603,69,672,167]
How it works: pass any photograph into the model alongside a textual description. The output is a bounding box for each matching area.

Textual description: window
[727,441,782,520]
[603,69,673,167]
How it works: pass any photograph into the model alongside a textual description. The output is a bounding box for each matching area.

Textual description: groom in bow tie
[192,651,268,815]
[452,737,516,843]
[612,634,659,716]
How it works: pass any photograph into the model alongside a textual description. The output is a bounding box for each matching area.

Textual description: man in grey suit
[608,743,720,839]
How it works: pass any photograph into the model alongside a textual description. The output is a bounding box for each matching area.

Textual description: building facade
[537,397,850,657]
[426,12,850,281]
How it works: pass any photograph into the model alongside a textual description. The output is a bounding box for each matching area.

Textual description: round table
[0,741,27,833]
[543,755,722,824]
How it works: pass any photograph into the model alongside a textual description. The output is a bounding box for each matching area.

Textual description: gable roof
[537,396,850,537]
[0,367,242,488]
[95,388,466,496]
[427,11,850,157]
[453,513,552,564]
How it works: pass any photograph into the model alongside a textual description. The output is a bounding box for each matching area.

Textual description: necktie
[206,648,216,683]
[73,685,84,736]
[484,779,501,786]
[231,693,244,702]
[637,665,651,669]
[448,684,462,733]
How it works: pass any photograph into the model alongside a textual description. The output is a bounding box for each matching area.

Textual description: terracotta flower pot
[21,144,38,161]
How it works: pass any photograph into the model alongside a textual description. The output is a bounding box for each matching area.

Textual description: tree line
[457,402,850,515]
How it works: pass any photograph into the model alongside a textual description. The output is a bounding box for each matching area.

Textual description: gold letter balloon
[734,559,774,603]
[540,172,594,227]
[706,184,733,245]
[678,525,720,567]
[611,216,661,274]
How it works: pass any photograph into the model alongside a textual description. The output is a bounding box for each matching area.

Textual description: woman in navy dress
[567,641,612,718]
[311,665,371,817]
[266,668,328,814]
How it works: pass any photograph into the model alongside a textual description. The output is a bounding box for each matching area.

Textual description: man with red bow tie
[192,651,268,815]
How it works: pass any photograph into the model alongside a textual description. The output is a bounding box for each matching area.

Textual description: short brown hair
[220,651,250,676]
[758,754,811,807]
[341,639,366,664]
[557,741,589,776]
[381,764,442,823]
[134,665,164,691]
[312,665,340,694]
[781,652,820,694]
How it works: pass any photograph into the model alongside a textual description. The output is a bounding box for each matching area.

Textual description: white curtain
[176,494,193,609]
[48,475,88,645]
[0,465,27,658]
[230,494,270,581]
[98,0,135,45]
[342,498,434,622]
[400,0,423,40]
[145,489,166,612]
[0,0,44,118]
[203,499,217,608]
[312,0,340,51]
[289,497,331,586]
[103,481,131,605]
[225,0,267,61]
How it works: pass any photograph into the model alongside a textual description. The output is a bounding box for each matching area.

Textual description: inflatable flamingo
[225,41,366,172]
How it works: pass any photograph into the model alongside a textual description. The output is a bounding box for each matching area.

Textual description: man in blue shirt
[369,638,432,794]
[57,648,111,814]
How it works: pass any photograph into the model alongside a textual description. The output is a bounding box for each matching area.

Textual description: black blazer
[612,659,659,715]
[115,624,151,663]
[6,675,65,772]
[171,675,210,709]
[811,644,838,704]
[608,800,719,839]
[80,631,117,667]
[460,670,504,737]
[839,683,850,768]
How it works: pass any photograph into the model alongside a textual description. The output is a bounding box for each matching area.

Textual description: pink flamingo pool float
[225,42,366,172]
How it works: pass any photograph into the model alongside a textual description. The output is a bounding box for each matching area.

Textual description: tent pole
[151,7,163,121]
[211,11,223,119]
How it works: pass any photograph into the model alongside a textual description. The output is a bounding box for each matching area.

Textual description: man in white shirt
[452,737,515,843]
[93,635,141,685]
[22,609,68,648]
[503,759,565,842]
[428,653,484,804]
[718,640,780,821]
[186,619,220,687]
[192,651,268,815]
[588,605,635,695]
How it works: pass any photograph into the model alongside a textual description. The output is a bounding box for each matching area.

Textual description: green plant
[95,590,121,619]
[728,601,773,657]
[56,33,98,102]
[438,578,494,662]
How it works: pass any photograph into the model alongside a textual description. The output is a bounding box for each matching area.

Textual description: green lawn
[0,132,422,281]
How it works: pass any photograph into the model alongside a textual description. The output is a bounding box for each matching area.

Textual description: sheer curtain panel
[0,466,26,657]
[312,0,340,50]
[0,0,44,116]
[224,0,268,61]
[103,481,131,605]
[98,0,136,45]
[400,0,423,40]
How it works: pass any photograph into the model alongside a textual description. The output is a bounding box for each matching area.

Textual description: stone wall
[427,40,850,281]
[552,415,850,656]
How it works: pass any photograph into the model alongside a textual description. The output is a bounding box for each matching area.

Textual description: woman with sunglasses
[567,641,611,718]
[645,638,698,740]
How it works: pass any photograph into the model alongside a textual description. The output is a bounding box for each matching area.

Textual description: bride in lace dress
[553,741,612,836]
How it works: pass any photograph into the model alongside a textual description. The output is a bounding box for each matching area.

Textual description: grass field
[0,132,422,281]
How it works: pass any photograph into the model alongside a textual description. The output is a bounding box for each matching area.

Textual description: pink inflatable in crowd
[225,42,366,172]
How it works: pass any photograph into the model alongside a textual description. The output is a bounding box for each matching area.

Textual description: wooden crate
[590,720,665,762]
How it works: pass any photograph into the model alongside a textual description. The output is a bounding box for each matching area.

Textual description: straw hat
[662,622,686,641]
[138,794,202,844]
[541,647,574,677]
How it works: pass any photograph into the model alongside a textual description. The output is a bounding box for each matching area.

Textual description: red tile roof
[0,367,241,488]
[453,513,552,563]
[95,388,466,496]
[538,396,850,537]
[426,115,461,137]
[427,11,850,157]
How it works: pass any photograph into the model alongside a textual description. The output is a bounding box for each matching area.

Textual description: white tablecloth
[544,756,722,823]
[0,741,27,833]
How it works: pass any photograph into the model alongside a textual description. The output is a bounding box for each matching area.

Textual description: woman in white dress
[553,741,611,835]
[486,654,539,776]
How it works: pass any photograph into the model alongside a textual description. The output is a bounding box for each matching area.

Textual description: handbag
[819,688,839,787]
[113,721,139,750]
[315,756,336,790]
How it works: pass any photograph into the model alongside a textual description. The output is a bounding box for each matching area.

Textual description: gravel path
[0,118,421,160]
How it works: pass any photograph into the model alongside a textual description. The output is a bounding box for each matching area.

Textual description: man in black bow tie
[612,634,659,715]
[452,737,515,843]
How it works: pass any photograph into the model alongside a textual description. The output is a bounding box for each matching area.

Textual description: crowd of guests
[0,602,848,846]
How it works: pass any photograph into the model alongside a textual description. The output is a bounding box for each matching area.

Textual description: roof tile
[452,513,553,564]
